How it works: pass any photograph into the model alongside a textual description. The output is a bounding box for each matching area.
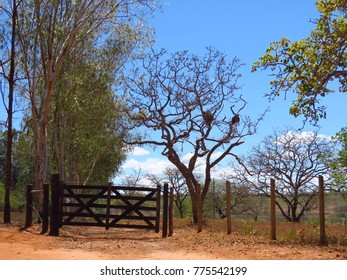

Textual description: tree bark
[4,0,18,224]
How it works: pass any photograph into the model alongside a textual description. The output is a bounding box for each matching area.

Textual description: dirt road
[0,225,346,260]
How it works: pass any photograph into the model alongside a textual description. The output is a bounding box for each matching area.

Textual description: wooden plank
[111,186,158,192]
[155,185,161,233]
[25,184,33,228]
[109,205,157,211]
[64,184,106,190]
[41,183,49,234]
[270,178,277,240]
[62,212,156,220]
[62,202,156,212]
[63,221,155,229]
[319,175,327,245]
[64,184,157,192]
[226,181,231,235]
[49,174,61,236]
[162,183,169,238]
[106,183,112,230]
[109,194,157,201]
[63,193,157,202]
[64,184,157,191]
[168,185,174,237]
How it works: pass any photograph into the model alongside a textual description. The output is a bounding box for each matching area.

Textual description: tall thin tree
[1,0,19,223]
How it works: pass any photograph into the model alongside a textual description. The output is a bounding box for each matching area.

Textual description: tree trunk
[4,120,13,224]
[3,0,17,224]
[53,112,66,183]
[175,200,184,218]
[33,117,49,216]
[190,193,198,224]
[187,183,209,224]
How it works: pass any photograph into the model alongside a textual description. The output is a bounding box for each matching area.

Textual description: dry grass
[174,218,347,246]
[4,212,347,246]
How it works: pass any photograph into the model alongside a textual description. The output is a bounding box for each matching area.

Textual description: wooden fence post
[270,178,277,240]
[49,174,61,236]
[105,183,112,230]
[25,184,33,228]
[41,184,49,234]
[318,175,327,245]
[226,181,232,235]
[196,183,202,233]
[162,183,169,238]
[168,185,174,237]
[155,185,161,233]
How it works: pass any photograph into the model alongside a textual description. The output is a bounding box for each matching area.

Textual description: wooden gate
[48,174,169,237]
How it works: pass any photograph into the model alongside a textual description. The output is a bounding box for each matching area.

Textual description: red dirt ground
[0,224,346,260]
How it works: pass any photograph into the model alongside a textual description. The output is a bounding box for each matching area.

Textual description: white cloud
[115,149,237,185]
[122,157,172,175]
[129,146,151,156]
[277,130,331,144]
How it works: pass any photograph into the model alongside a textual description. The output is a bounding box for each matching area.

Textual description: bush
[0,183,24,211]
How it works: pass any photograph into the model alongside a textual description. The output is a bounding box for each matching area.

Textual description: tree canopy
[233,128,332,222]
[0,0,158,221]
[122,47,264,223]
[252,0,347,124]
[326,126,347,201]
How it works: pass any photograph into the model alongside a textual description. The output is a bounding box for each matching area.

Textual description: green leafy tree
[327,127,347,201]
[51,48,133,184]
[16,0,157,210]
[252,0,347,124]
[12,128,35,194]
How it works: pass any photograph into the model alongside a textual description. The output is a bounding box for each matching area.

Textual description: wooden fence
[25,174,171,238]
[220,176,328,245]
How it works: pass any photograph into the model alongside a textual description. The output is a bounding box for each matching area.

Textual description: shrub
[0,183,24,211]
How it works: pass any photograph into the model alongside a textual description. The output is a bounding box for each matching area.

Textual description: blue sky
[115,0,347,184]
[1,1,346,184]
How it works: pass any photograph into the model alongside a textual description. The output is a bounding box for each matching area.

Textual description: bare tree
[233,128,332,222]
[122,168,145,188]
[208,180,252,219]
[0,0,20,223]
[146,167,189,218]
[163,166,189,218]
[122,47,264,223]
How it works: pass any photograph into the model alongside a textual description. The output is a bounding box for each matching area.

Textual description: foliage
[325,126,347,201]
[0,183,23,211]
[233,128,332,222]
[0,1,157,219]
[13,0,158,195]
[12,128,34,192]
[0,130,21,190]
[51,50,129,184]
[252,0,347,124]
